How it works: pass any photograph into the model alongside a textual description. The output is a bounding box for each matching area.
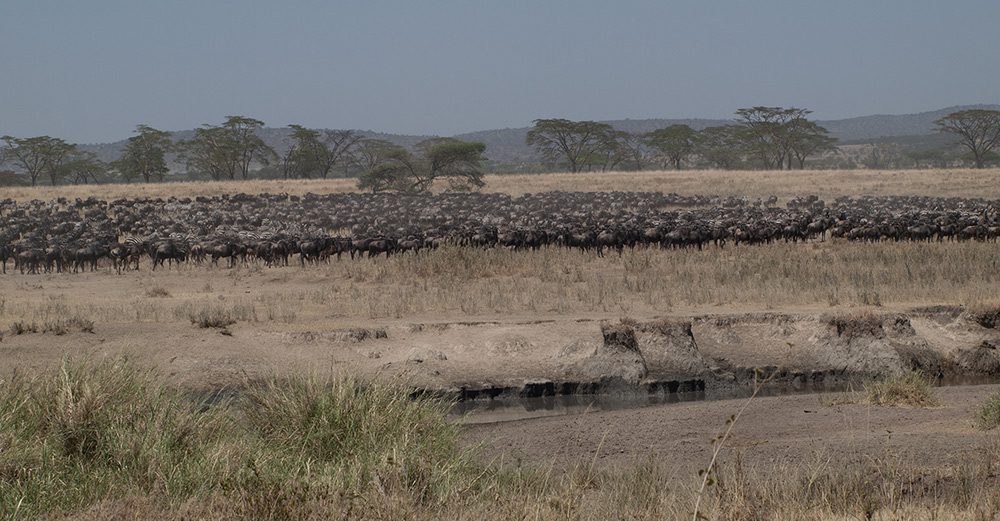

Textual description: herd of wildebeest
[0,191,998,275]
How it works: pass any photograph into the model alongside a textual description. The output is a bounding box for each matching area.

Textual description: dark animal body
[0,191,998,275]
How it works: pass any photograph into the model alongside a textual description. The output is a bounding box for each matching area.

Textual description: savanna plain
[2,168,1000,520]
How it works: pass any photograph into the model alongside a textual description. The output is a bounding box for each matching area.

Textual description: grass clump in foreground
[0,358,468,520]
[2,359,998,520]
[864,371,939,407]
[180,302,256,328]
[979,391,1000,430]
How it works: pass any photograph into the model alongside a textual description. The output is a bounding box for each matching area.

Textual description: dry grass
[5,167,1000,201]
[980,391,1000,430]
[2,359,998,520]
[821,372,940,408]
[180,302,257,328]
[864,371,940,407]
[144,285,171,298]
[8,315,94,336]
[0,241,998,328]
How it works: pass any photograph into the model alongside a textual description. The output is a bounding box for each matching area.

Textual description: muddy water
[453,376,1000,425]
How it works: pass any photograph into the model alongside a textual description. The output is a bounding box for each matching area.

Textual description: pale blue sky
[1,0,997,143]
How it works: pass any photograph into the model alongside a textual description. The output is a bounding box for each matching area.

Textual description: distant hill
[76,104,999,168]
[818,104,1000,143]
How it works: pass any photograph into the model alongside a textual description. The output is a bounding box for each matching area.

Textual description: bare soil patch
[463,383,1000,475]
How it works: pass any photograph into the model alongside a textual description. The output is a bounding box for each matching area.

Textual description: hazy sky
[1,0,997,143]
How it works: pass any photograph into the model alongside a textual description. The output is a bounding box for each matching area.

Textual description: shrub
[189,308,237,328]
[68,315,95,333]
[184,303,256,328]
[42,320,68,335]
[864,371,939,407]
[978,391,1000,430]
[144,285,171,298]
[38,316,95,335]
[9,321,38,335]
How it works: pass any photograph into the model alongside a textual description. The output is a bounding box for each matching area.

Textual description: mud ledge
[415,306,1000,403]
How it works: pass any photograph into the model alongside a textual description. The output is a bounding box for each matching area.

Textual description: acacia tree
[935,109,1000,168]
[116,125,173,182]
[351,138,404,176]
[619,132,648,171]
[588,129,631,172]
[181,116,275,180]
[357,138,486,193]
[316,129,362,178]
[645,124,697,169]
[223,116,275,180]
[694,125,747,169]
[526,119,614,173]
[734,107,837,169]
[283,125,362,179]
[785,119,837,168]
[1,135,76,186]
[62,151,108,184]
[181,126,231,180]
[861,142,904,169]
[735,106,806,169]
[282,125,322,179]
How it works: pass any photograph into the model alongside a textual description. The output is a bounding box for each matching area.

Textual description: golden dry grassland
[1,241,997,331]
[3,167,1000,201]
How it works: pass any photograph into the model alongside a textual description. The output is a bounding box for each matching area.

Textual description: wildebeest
[151,240,188,270]
[1,190,999,277]
[0,243,10,273]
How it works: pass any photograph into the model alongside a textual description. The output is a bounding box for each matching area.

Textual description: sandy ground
[463,384,1000,474]
[2,307,996,393]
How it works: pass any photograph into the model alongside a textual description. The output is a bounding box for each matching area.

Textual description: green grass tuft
[978,391,1000,430]
[0,358,470,519]
[864,371,939,408]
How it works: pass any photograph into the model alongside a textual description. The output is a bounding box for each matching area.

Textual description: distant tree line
[2,108,998,187]
[525,107,1000,172]
[526,107,839,172]
[0,116,488,192]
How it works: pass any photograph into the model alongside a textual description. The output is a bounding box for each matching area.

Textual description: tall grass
[0,359,224,517]
[979,391,1000,430]
[864,371,940,407]
[1,359,998,519]
[0,358,470,519]
[1,241,998,324]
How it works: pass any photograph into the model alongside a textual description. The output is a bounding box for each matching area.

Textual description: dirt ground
[2,301,997,392]
[0,244,997,392]
[463,384,1000,474]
